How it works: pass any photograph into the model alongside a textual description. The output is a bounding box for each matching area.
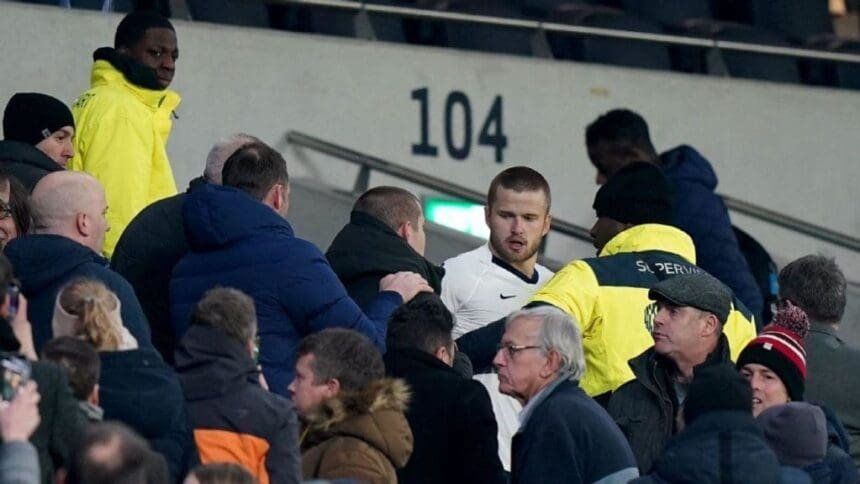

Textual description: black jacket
[99,348,197,483]
[326,211,444,309]
[608,334,732,473]
[176,324,302,484]
[0,140,63,192]
[633,411,804,484]
[29,360,87,484]
[384,348,504,484]
[4,234,153,352]
[111,177,206,364]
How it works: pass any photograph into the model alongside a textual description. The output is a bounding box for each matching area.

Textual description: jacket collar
[0,140,64,172]
[629,334,731,392]
[90,48,181,113]
[599,223,696,264]
[519,372,575,428]
[808,321,842,342]
[384,347,457,375]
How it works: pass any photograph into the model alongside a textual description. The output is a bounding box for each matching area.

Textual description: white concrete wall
[1,2,858,284]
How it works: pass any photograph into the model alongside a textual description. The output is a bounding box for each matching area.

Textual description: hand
[10,295,37,361]
[0,381,41,442]
[379,272,433,303]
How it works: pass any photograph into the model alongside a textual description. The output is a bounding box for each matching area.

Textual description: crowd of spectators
[1,8,859,484]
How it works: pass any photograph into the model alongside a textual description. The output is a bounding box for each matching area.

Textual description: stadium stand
[8,0,860,90]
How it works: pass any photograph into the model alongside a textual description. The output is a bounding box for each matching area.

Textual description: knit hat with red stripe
[737,305,809,401]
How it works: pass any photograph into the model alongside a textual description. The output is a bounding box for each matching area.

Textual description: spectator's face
[589,216,627,254]
[0,182,18,249]
[651,301,709,362]
[34,126,75,167]
[123,27,178,88]
[493,316,549,404]
[485,188,550,269]
[85,184,110,254]
[587,141,624,185]
[404,213,427,256]
[740,363,790,417]
[288,354,336,416]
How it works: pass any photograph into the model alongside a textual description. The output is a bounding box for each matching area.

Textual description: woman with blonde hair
[52,277,137,351]
[51,278,196,482]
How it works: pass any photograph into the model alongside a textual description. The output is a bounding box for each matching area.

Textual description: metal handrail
[721,195,860,252]
[266,0,860,64]
[286,131,860,253]
[285,131,592,241]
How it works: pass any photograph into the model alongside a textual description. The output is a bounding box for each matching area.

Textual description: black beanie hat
[592,162,673,225]
[3,93,74,146]
[683,363,752,425]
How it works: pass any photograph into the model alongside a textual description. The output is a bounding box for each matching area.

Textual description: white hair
[203,133,261,185]
[506,305,586,380]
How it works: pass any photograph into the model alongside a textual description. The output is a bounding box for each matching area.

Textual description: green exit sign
[424,198,489,240]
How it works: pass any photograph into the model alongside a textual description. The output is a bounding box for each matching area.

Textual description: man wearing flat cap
[608,271,740,473]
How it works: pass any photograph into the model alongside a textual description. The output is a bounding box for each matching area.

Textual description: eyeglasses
[496,343,542,359]
[0,200,11,221]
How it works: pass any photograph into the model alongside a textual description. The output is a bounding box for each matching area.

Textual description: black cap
[684,364,752,425]
[649,272,732,324]
[3,93,74,146]
[592,162,672,225]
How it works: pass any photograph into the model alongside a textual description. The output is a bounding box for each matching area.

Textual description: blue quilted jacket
[169,185,401,395]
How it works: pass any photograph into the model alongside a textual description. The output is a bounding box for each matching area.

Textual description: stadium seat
[619,0,712,27]
[675,20,801,84]
[803,35,860,89]
[186,0,270,27]
[443,1,536,56]
[547,4,672,70]
[749,0,833,41]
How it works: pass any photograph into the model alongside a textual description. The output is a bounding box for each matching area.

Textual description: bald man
[5,171,154,351]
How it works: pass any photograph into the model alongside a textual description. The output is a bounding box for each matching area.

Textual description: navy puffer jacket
[169,185,401,395]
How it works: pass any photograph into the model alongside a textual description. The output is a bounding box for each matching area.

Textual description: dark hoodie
[632,411,809,484]
[176,324,301,484]
[99,348,196,483]
[0,140,64,192]
[660,145,764,323]
[326,211,445,310]
[4,234,152,351]
[169,185,401,396]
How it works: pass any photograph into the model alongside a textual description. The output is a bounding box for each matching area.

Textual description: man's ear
[701,313,720,338]
[76,212,90,237]
[396,221,410,240]
[540,349,562,378]
[89,384,100,406]
[325,377,341,398]
[433,345,453,366]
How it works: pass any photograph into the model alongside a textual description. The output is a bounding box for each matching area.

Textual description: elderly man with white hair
[493,306,639,484]
[4,171,153,352]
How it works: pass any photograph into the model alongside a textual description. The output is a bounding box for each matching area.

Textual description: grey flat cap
[648,272,732,323]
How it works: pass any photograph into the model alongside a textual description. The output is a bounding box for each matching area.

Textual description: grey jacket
[1,441,40,484]
[804,323,860,468]
[608,335,731,473]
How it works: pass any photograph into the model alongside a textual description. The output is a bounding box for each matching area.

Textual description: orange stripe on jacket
[194,429,271,484]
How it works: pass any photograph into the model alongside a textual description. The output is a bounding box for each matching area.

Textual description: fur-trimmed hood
[302,378,413,468]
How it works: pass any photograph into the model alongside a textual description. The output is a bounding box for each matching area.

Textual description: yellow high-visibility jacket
[530,223,757,397]
[70,59,180,258]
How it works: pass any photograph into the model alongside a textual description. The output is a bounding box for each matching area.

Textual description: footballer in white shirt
[441,167,553,472]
